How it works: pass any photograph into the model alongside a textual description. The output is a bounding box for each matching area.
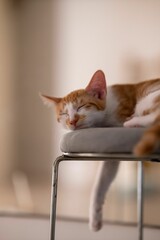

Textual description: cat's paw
[123,117,141,128]
[89,207,102,232]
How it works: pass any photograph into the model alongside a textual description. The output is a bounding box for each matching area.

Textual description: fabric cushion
[60,127,153,154]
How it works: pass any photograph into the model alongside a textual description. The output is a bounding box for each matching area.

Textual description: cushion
[60,127,151,154]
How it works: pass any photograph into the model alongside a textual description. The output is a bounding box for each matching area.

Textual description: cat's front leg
[89,161,119,231]
[89,197,103,231]
[124,113,158,128]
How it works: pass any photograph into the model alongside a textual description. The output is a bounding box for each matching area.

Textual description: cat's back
[135,78,160,99]
[134,78,160,116]
[109,78,160,122]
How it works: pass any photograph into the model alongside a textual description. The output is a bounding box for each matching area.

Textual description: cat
[40,70,160,231]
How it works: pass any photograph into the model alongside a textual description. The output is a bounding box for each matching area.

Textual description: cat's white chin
[66,125,81,131]
[75,124,89,130]
[68,124,89,130]
[67,125,76,131]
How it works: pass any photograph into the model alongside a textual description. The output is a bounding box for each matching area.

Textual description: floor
[0,161,160,240]
[56,219,160,240]
[57,161,160,226]
[0,215,160,240]
[0,215,49,240]
[0,161,160,226]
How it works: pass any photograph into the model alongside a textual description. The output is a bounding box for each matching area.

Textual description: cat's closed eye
[77,104,86,111]
[60,112,68,116]
[77,104,91,111]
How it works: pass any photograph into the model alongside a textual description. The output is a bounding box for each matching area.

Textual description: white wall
[0,0,55,183]
[0,0,160,222]
[16,0,54,177]
[53,0,160,158]
[0,0,17,182]
[51,0,160,224]
[1,0,160,182]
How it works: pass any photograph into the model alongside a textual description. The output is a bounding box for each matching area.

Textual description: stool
[50,127,160,240]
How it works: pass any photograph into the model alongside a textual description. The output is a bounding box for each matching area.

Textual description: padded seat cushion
[60,127,160,154]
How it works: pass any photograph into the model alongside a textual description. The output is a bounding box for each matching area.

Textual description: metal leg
[49,155,145,240]
[50,156,63,240]
[137,161,144,240]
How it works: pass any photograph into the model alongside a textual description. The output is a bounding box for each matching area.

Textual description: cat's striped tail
[134,115,160,157]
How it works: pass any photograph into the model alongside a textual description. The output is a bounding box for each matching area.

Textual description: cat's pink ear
[40,93,61,107]
[85,70,107,100]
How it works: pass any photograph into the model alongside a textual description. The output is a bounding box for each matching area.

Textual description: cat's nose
[69,119,78,126]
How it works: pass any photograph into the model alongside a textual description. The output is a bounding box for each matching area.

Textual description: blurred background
[0,0,160,238]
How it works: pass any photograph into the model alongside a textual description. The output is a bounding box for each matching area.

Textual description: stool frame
[50,153,160,240]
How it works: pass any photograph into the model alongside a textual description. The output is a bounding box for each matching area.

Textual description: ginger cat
[41,70,160,231]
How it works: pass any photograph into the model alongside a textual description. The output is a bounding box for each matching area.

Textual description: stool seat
[60,127,160,155]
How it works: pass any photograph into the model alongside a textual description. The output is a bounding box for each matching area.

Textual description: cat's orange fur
[41,70,160,156]
[134,115,160,156]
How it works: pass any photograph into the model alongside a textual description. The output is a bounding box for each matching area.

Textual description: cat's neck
[104,86,123,127]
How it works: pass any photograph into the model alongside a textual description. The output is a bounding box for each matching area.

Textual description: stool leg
[137,161,144,240]
[50,156,62,240]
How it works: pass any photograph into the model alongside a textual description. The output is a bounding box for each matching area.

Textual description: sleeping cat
[40,70,160,231]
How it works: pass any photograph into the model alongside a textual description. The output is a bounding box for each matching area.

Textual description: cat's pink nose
[69,119,78,126]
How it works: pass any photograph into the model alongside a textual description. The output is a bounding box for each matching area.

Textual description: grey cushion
[60,127,151,154]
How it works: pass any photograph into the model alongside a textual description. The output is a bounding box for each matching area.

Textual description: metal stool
[50,127,160,240]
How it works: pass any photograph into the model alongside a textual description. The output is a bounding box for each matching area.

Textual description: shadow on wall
[122,56,160,84]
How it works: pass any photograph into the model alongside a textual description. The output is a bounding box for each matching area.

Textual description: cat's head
[40,70,107,130]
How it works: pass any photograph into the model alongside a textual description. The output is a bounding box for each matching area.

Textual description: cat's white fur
[124,90,160,127]
[89,161,120,231]
[136,90,160,115]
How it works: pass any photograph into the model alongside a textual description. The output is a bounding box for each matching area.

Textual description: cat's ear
[39,93,61,107]
[85,70,107,100]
